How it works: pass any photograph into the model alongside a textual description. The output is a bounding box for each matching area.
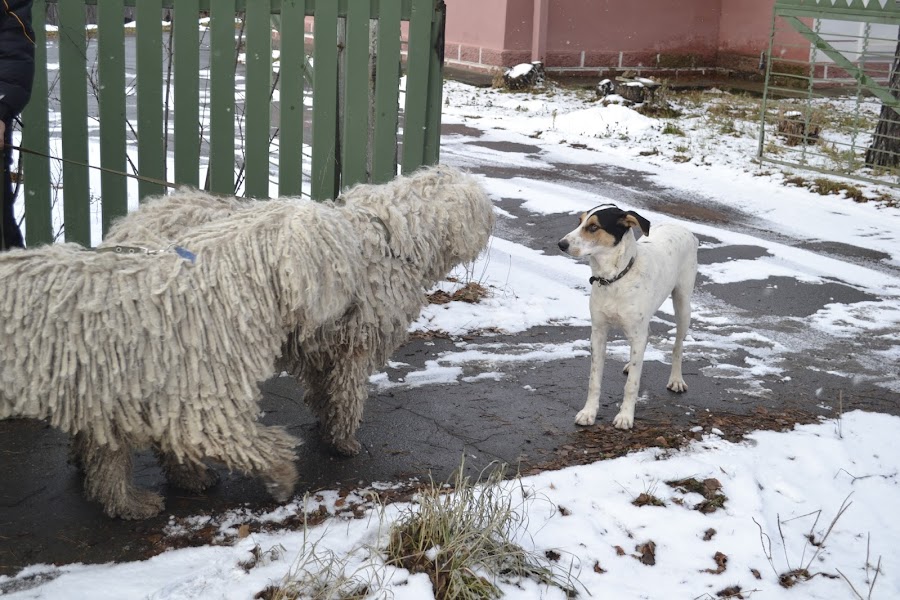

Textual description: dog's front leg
[575,324,608,426]
[298,348,367,456]
[613,329,650,430]
[74,431,165,519]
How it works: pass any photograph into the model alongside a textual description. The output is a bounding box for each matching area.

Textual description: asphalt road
[2,132,899,577]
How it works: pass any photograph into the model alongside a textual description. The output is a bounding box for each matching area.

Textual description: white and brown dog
[558,204,698,429]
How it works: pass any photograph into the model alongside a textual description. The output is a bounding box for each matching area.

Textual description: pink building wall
[443,0,521,69]
[718,0,774,59]
[443,0,783,76]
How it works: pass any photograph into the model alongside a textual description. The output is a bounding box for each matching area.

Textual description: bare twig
[752,517,778,577]
[838,549,881,600]
[835,468,897,484]
[776,514,792,571]
[836,390,844,439]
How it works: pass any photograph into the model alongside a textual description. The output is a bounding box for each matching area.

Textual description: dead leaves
[666,477,728,514]
[702,551,728,574]
[632,492,665,507]
[634,541,656,566]
[427,282,489,305]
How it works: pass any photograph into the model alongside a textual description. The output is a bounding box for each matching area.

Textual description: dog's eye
[586,224,599,233]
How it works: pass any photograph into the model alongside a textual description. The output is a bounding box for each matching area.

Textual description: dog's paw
[179,466,220,492]
[666,379,688,393]
[612,412,634,430]
[109,489,166,520]
[164,462,220,492]
[332,436,362,457]
[264,461,299,503]
[574,410,597,426]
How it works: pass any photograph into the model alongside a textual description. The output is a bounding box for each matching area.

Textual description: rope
[11,144,180,190]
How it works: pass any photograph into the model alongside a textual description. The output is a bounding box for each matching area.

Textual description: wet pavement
[2,131,900,576]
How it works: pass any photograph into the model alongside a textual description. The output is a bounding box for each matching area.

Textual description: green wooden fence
[757,0,900,188]
[21,0,446,247]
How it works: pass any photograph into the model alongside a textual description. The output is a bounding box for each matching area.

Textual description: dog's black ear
[620,211,650,236]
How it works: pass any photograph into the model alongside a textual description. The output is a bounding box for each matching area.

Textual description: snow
[507,63,535,79]
[5,25,900,600]
[3,412,898,599]
[553,104,658,139]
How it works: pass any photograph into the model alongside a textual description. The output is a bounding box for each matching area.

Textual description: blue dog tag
[174,246,196,263]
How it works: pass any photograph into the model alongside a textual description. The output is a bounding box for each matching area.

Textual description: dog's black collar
[590,257,635,286]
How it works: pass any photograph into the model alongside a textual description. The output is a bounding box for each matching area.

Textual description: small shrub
[490,68,505,89]
[783,175,808,187]
[259,521,375,600]
[763,140,785,156]
[385,460,581,599]
[632,493,665,507]
[718,119,738,136]
[662,122,686,136]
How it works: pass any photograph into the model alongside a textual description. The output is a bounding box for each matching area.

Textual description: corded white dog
[558,204,698,429]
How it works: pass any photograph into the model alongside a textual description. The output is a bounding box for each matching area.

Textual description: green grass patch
[662,122,686,136]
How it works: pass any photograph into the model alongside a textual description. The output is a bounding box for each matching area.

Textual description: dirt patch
[523,407,821,475]
[650,202,732,224]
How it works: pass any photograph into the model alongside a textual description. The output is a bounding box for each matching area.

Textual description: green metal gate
[20,0,446,247]
[758,0,900,188]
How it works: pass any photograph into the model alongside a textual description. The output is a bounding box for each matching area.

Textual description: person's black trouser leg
[2,118,25,251]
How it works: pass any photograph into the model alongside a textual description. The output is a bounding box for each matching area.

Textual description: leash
[590,256,635,286]
[95,244,197,263]
[10,144,180,190]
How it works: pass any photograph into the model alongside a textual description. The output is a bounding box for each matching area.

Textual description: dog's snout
[558,238,569,252]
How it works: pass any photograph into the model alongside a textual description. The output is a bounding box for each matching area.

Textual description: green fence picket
[174,0,201,187]
[57,0,91,245]
[22,0,52,246]
[136,0,166,201]
[341,0,371,188]
[424,1,445,165]
[371,0,401,183]
[401,0,432,174]
[97,0,128,233]
[208,0,237,195]
[311,0,340,200]
[278,0,307,197]
[244,0,273,198]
